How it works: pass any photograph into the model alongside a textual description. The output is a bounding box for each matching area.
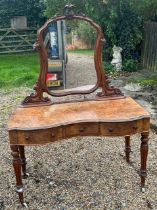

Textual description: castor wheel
[141,187,145,193]
[22,173,29,179]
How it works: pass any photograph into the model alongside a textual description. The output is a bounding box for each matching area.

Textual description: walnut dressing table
[8,5,150,206]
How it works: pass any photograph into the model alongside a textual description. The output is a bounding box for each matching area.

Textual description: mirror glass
[42,19,97,94]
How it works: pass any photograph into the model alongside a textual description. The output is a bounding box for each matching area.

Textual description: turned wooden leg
[19,146,29,179]
[11,145,25,205]
[140,132,149,192]
[125,135,131,163]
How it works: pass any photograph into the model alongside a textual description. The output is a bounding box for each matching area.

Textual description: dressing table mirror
[43,19,97,93]
[8,5,150,206]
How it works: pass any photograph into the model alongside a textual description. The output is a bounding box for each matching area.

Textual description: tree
[131,0,157,21]
[75,21,97,49]
[0,0,46,27]
[45,0,156,68]
[45,0,107,21]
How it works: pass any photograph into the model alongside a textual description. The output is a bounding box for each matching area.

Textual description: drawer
[100,120,144,136]
[16,127,63,145]
[65,122,99,138]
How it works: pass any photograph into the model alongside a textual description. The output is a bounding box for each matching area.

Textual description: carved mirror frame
[22,5,123,107]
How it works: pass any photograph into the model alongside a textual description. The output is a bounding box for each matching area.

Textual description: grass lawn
[0,50,94,89]
[0,53,39,89]
[67,49,94,56]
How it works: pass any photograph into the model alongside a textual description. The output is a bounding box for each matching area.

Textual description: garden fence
[142,21,157,71]
[0,28,37,54]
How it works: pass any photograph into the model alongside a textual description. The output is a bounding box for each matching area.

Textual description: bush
[103,61,115,74]
[0,0,46,28]
[123,59,139,72]
[101,0,142,64]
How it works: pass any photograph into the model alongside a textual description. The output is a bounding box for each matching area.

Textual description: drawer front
[100,120,144,136]
[65,122,99,138]
[16,127,63,145]
[10,119,149,145]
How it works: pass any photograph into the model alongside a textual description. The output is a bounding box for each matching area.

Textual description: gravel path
[66,53,96,89]
[0,54,157,210]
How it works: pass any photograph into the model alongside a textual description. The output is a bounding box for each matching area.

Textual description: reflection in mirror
[42,19,97,94]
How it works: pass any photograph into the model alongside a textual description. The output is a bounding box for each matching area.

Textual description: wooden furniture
[8,5,150,206]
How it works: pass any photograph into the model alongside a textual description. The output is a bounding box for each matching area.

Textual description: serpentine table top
[8,97,149,131]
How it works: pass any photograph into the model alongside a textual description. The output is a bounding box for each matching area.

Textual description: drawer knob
[51,132,55,137]
[79,127,85,132]
[25,136,30,140]
[108,128,113,132]
[133,126,137,130]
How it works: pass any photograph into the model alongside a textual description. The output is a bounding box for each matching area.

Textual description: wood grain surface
[8,97,150,131]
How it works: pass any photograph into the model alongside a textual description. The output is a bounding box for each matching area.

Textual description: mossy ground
[128,72,157,88]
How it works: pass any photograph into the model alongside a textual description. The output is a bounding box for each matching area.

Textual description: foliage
[117,4,142,59]
[75,22,97,48]
[45,0,157,72]
[103,61,115,74]
[123,59,139,72]
[130,74,157,87]
[0,53,39,89]
[45,0,103,18]
[0,0,46,27]
[131,0,157,21]
[45,0,143,64]
[65,19,96,47]
[139,79,157,87]
[101,0,142,61]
